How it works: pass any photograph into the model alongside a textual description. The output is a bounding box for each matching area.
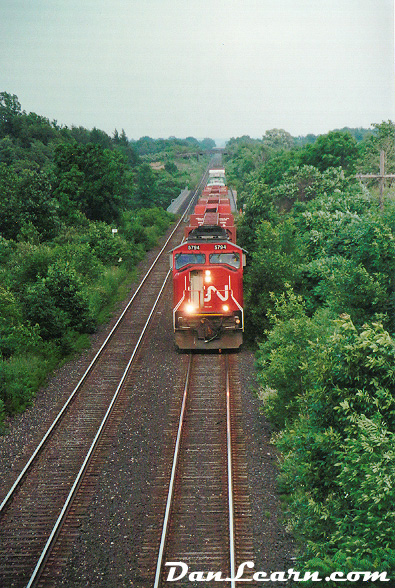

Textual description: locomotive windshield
[175,252,206,269]
[209,252,240,269]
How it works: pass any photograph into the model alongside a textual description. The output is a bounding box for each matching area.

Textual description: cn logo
[204,285,229,302]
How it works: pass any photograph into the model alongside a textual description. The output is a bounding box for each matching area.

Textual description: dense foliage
[0,92,211,430]
[132,135,215,157]
[225,123,395,582]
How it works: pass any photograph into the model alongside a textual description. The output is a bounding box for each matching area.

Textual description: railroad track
[142,353,254,587]
[0,169,211,588]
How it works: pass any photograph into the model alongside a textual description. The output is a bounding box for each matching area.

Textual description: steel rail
[225,355,236,588]
[153,354,192,588]
[228,187,237,213]
[0,176,204,517]
[25,269,172,588]
[153,355,237,587]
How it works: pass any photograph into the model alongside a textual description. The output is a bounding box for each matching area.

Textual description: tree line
[132,135,216,157]
[225,122,395,583]
[0,92,211,430]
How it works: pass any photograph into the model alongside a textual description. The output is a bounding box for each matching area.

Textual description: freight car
[170,170,245,350]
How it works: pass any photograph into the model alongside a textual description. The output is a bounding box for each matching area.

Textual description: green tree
[256,287,331,428]
[199,137,216,150]
[358,120,395,175]
[113,129,139,166]
[23,261,95,342]
[301,130,359,173]
[133,163,156,208]
[53,142,132,223]
[243,219,303,339]
[19,112,57,147]
[258,149,300,186]
[0,92,22,137]
[89,127,112,149]
[0,164,59,240]
[185,136,200,148]
[0,164,19,238]
[262,128,295,151]
[0,286,41,358]
[275,317,395,578]
[0,136,18,165]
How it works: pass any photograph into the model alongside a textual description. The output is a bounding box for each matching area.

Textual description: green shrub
[243,219,304,339]
[297,256,389,323]
[120,207,173,254]
[0,286,41,358]
[0,235,16,264]
[256,287,332,428]
[8,242,57,288]
[82,221,134,265]
[275,316,395,578]
[22,261,95,341]
[88,266,128,320]
[0,354,47,415]
[62,243,104,282]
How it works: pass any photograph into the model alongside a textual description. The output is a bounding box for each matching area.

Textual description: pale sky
[1,0,394,143]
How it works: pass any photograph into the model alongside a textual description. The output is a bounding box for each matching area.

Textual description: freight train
[170,168,245,350]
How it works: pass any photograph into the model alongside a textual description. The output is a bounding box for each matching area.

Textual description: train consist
[171,168,245,350]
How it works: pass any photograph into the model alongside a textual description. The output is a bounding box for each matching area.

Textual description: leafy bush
[22,261,95,343]
[121,207,174,253]
[243,219,304,339]
[297,256,389,323]
[0,286,41,358]
[0,354,48,415]
[81,221,135,266]
[62,243,104,282]
[7,242,57,290]
[87,266,128,320]
[274,316,395,578]
[256,287,332,428]
[53,142,131,224]
[0,164,60,241]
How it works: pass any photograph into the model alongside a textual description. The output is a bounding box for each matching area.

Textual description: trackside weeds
[165,562,391,583]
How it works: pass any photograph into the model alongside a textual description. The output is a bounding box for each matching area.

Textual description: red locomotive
[171,169,245,350]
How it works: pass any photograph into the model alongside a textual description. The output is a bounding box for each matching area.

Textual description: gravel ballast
[0,244,295,587]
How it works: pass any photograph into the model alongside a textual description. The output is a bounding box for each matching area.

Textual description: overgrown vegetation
[225,122,395,583]
[0,91,213,430]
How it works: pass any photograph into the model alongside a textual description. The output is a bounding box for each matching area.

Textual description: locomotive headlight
[204,270,212,283]
[222,304,229,312]
[185,303,196,314]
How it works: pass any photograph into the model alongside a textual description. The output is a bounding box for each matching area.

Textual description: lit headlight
[204,270,211,283]
[185,303,196,314]
[222,305,229,312]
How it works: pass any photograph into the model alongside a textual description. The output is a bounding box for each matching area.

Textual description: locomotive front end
[172,240,245,350]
